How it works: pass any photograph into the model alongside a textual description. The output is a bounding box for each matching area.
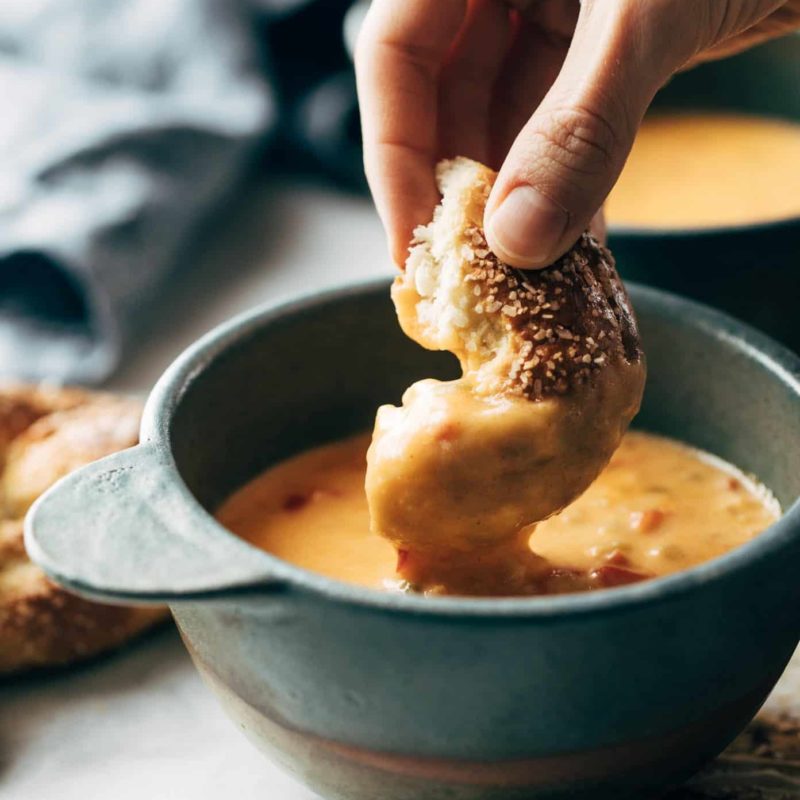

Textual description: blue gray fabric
[0,0,277,383]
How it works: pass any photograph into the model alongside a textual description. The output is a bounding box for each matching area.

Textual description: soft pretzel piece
[2,398,142,519]
[366,158,645,560]
[393,158,643,400]
[0,386,167,674]
[0,384,88,462]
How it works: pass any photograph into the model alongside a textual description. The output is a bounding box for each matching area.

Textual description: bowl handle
[24,443,284,604]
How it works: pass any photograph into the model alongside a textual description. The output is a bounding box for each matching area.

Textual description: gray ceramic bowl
[26,280,800,800]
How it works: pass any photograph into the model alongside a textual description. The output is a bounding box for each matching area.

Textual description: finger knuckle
[532,105,622,179]
[704,1,756,45]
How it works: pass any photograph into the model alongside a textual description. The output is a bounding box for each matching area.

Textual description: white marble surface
[0,178,391,800]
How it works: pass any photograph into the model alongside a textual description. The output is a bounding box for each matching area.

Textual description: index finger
[355,0,467,266]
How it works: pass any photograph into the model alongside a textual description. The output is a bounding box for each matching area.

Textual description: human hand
[356,0,800,268]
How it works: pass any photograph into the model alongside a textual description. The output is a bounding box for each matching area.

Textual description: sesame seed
[422,222,638,400]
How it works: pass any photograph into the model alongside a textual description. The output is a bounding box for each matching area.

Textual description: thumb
[485,1,690,269]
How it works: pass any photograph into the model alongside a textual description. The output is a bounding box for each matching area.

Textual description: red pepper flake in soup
[629,508,666,533]
[435,423,461,442]
[396,549,410,572]
[604,549,631,567]
[282,493,309,511]
[590,565,651,587]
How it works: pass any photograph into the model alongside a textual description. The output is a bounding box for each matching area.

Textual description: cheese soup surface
[606,113,800,229]
[216,431,779,597]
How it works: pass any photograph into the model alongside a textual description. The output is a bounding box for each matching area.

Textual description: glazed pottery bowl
[608,35,800,352]
[26,279,800,800]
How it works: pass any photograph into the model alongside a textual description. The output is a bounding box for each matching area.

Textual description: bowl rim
[608,213,800,239]
[142,277,800,618]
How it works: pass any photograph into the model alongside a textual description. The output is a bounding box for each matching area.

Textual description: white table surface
[1,178,392,800]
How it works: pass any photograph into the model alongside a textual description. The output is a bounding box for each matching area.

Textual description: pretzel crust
[0,385,167,674]
[393,157,643,400]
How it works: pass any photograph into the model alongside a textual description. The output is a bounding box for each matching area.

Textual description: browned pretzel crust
[463,226,642,399]
[0,385,167,675]
[395,157,643,401]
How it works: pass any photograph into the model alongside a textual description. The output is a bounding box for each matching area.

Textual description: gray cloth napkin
[0,0,274,383]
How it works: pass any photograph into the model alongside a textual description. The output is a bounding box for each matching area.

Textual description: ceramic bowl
[608,35,800,352]
[26,280,800,800]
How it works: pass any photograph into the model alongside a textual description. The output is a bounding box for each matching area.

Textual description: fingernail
[487,186,567,268]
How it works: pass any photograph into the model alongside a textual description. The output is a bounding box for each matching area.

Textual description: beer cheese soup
[217,431,779,597]
[606,113,800,229]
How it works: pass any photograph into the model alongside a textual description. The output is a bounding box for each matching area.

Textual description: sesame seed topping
[452,225,641,400]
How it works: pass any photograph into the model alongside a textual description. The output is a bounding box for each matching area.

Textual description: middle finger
[437,0,516,166]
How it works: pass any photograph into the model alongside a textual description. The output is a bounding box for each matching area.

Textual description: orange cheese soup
[217,431,780,597]
[606,113,800,229]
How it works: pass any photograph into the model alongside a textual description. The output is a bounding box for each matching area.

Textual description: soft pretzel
[392,158,642,400]
[0,385,167,674]
[0,384,88,460]
[366,158,645,588]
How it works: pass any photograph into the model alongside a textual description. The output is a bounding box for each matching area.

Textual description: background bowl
[608,35,800,353]
[28,280,800,800]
